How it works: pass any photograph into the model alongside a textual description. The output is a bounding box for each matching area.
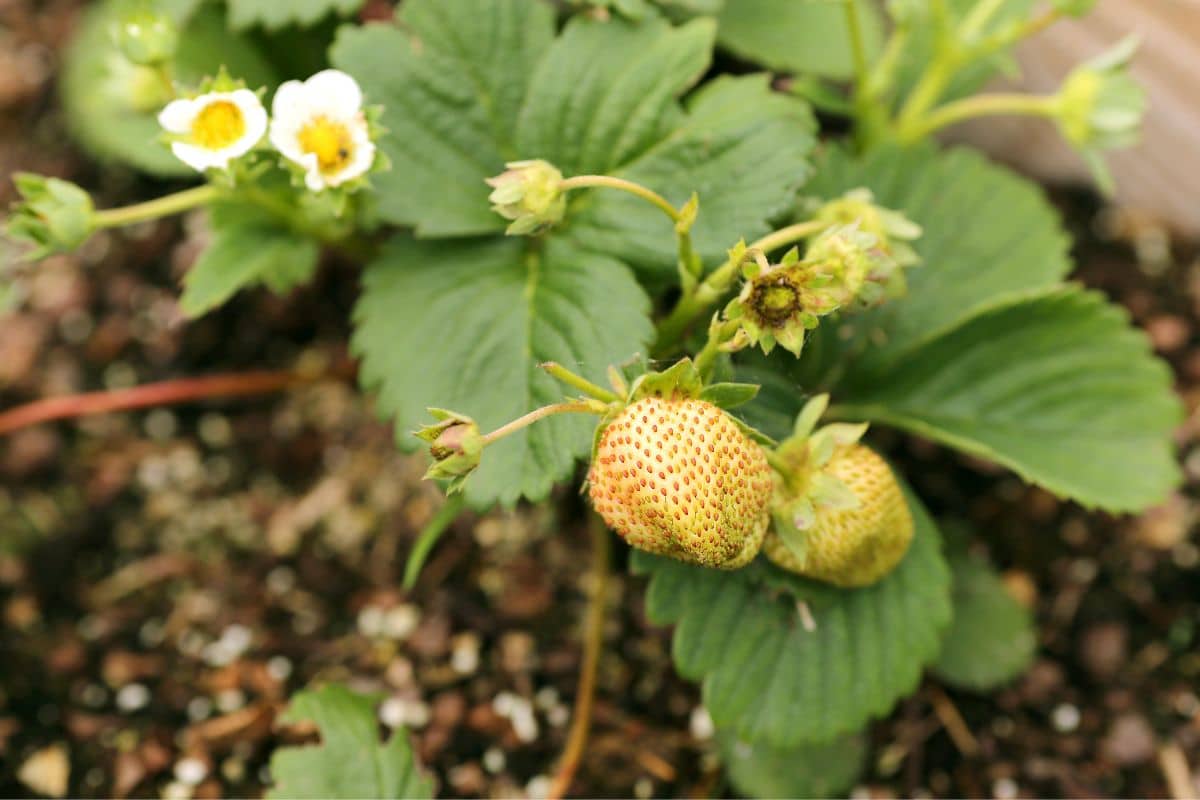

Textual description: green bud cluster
[4,174,96,259]
[414,409,484,494]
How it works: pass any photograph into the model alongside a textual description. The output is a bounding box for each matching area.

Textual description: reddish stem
[0,360,354,436]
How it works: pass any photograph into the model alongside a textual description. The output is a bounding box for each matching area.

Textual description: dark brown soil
[1,2,1198,798]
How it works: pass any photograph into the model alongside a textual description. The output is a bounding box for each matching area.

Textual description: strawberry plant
[2,0,1180,796]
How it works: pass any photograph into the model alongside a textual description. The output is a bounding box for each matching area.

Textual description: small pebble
[187,697,213,722]
[689,706,714,741]
[383,605,420,640]
[174,758,208,786]
[1051,703,1080,732]
[266,566,296,595]
[634,778,654,799]
[267,656,293,683]
[534,687,559,711]
[993,777,1019,800]
[450,633,481,675]
[482,747,505,774]
[115,683,151,712]
[547,705,569,727]
[215,688,246,713]
[525,775,551,800]
[161,780,193,800]
[357,606,385,638]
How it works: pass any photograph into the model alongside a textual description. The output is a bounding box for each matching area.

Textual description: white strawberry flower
[269,69,376,192]
[157,89,268,172]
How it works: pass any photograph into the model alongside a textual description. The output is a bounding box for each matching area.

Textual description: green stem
[974,7,1063,60]
[402,494,465,589]
[480,401,606,446]
[560,175,680,222]
[654,220,829,354]
[843,0,870,91]
[93,184,220,229]
[693,319,739,381]
[959,0,1006,41]
[540,362,621,403]
[899,92,1059,142]
[866,23,911,99]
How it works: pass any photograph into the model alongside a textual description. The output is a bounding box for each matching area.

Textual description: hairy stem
[560,175,680,222]
[899,92,1058,142]
[541,362,622,403]
[0,359,352,436]
[546,515,611,800]
[693,318,740,381]
[93,184,220,229]
[480,401,605,446]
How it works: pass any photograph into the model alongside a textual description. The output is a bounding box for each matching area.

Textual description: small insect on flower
[269,69,377,192]
[158,89,268,172]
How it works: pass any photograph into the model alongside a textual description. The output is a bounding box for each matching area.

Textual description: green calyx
[485,159,566,236]
[4,173,97,260]
[767,395,869,564]
[414,408,484,494]
[809,188,923,270]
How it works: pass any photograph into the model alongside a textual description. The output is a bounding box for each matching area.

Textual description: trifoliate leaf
[267,684,433,800]
[353,235,652,509]
[834,287,1182,512]
[632,485,950,746]
[934,553,1036,690]
[330,2,815,276]
[61,0,277,176]
[718,728,866,799]
[227,0,364,31]
[179,204,320,318]
[715,0,884,80]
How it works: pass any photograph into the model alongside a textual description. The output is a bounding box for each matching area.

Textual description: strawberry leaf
[227,0,364,31]
[267,684,433,799]
[714,0,884,80]
[632,484,951,746]
[834,287,1182,512]
[180,204,319,318]
[934,552,1037,691]
[353,235,652,509]
[717,728,866,799]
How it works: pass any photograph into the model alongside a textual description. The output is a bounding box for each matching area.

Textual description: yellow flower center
[190,100,247,150]
[297,116,354,175]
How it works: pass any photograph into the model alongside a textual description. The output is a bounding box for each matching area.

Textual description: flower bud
[112,2,179,66]
[811,189,922,269]
[485,159,566,235]
[415,409,484,493]
[4,173,96,260]
[1055,37,1144,190]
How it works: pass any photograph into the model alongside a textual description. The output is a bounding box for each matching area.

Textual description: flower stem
[899,92,1059,142]
[93,184,220,229]
[540,362,622,403]
[560,175,680,222]
[654,220,829,354]
[480,401,606,447]
[402,494,466,590]
[546,514,611,800]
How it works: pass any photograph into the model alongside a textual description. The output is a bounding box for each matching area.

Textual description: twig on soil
[928,685,979,757]
[1158,742,1195,800]
[0,357,355,436]
[546,515,612,800]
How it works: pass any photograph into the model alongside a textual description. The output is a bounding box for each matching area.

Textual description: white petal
[158,98,197,133]
[304,69,363,117]
[304,167,327,192]
[271,80,308,122]
[231,89,268,149]
[329,138,375,187]
[170,142,229,172]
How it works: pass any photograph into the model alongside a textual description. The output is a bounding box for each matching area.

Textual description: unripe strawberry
[588,396,772,569]
[764,443,913,587]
